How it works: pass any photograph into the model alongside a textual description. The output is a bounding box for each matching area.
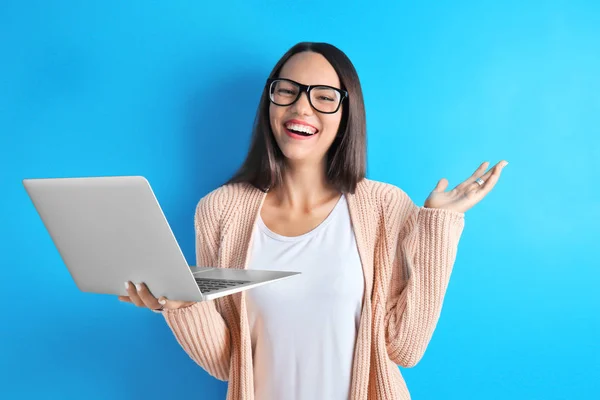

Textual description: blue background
[1,1,598,399]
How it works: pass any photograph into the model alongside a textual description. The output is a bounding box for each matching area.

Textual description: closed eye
[317,95,335,102]
[278,89,296,95]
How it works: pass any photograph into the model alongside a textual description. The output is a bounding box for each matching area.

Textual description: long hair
[226,42,367,194]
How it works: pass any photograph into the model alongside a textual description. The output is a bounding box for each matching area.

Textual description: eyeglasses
[266,78,348,114]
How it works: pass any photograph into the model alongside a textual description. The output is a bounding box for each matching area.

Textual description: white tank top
[246,194,364,400]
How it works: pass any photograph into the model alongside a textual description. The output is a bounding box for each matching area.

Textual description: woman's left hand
[424,160,508,213]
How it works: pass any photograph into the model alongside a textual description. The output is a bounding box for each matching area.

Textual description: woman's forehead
[279,51,340,88]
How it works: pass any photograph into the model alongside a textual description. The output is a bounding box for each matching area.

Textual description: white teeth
[285,123,317,135]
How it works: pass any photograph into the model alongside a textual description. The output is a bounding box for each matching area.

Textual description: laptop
[22,175,300,302]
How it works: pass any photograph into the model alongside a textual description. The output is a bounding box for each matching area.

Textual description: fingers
[124,281,162,310]
[125,281,144,307]
[135,282,163,310]
[477,161,507,194]
[118,296,132,303]
[457,161,489,189]
[474,160,507,187]
[157,296,194,311]
[157,296,172,310]
[432,178,449,193]
[458,160,507,191]
[479,160,506,179]
[121,281,194,311]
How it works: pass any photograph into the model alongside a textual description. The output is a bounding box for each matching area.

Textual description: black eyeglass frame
[266,78,349,114]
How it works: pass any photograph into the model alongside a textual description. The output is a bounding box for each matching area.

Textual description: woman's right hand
[118,281,196,311]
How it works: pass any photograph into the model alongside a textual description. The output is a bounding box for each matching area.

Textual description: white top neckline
[257,194,345,242]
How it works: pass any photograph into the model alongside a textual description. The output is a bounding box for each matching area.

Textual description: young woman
[120,42,507,399]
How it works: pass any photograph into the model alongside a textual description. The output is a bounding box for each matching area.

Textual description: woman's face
[269,51,344,166]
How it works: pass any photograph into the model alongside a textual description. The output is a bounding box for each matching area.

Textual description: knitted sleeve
[384,189,465,367]
[160,189,231,381]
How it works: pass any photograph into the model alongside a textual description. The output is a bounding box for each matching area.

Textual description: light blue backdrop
[1,1,598,399]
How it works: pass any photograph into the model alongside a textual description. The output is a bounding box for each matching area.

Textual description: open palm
[424,160,508,213]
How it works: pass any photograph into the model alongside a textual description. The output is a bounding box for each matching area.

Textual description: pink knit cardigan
[161,178,465,399]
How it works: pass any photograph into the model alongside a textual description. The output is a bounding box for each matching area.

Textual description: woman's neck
[271,162,339,210]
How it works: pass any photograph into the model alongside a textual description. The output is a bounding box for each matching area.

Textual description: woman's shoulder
[199,181,253,202]
[355,179,419,235]
[356,178,413,208]
[196,181,261,220]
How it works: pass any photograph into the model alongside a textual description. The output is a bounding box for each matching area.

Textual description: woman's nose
[290,91,313,115]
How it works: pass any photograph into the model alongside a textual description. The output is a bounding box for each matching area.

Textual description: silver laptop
[22,176,300,302]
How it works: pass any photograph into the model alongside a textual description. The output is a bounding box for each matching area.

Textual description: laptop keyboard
[194,278,251,294]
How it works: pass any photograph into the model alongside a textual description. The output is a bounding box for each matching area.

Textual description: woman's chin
[281,149,317,164]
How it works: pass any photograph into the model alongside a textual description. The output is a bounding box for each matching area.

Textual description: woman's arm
[161,191,231,381]
[384,192,465,368]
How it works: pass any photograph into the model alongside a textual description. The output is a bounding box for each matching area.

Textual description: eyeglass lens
[270,80,342,113]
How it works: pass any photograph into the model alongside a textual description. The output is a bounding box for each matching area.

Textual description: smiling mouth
[284,122,319,137]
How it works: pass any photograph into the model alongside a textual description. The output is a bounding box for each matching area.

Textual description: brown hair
[226,42,367,194]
